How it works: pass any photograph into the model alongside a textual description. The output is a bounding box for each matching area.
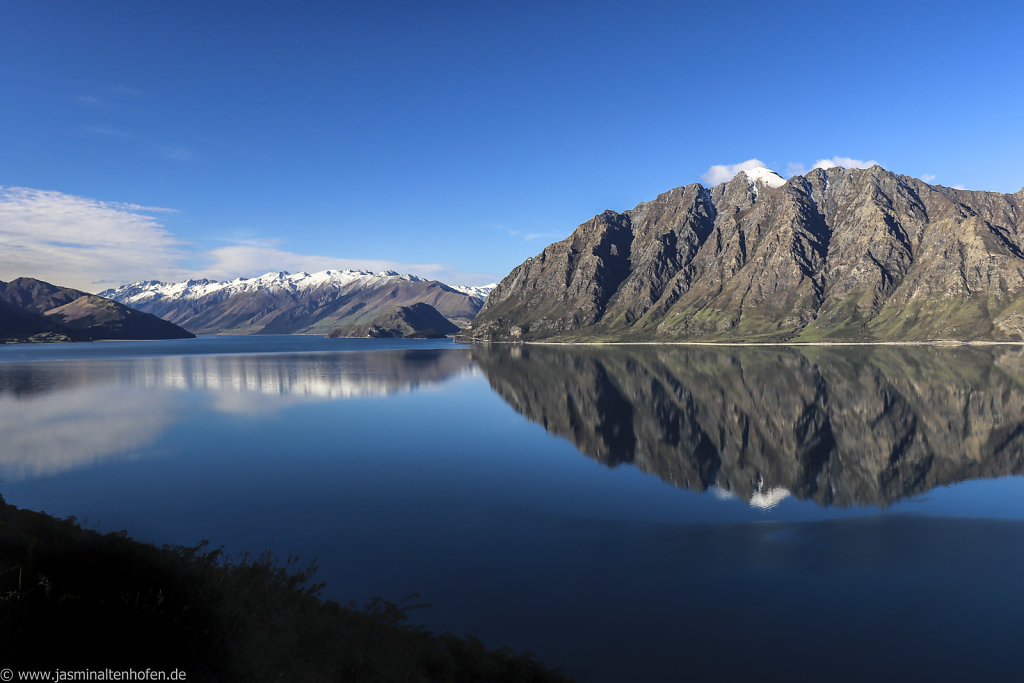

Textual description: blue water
[3,336,1024,681]
[0,333,462,361]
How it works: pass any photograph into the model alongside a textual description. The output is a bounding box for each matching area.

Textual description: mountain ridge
[460,166,1024,342]
[0,277,195,342]
[103,269,494,335]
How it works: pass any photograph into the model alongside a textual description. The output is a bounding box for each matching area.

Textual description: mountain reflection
[474,344,1024,507]
[0,349,475,402]
[0,349,473,479]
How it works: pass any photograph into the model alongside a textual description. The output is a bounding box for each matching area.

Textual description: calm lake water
[3,336,1024,681]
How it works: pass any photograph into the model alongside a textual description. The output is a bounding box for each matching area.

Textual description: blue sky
[2,0,1023,291]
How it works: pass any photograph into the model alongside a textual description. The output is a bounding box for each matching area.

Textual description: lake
[3,336,1024,681]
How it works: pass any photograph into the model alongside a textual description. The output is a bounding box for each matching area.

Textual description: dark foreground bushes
[0,496,569,681]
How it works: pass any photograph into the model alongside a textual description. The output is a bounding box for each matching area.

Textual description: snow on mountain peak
[737,166,786,189]
[451,283,497,299]
[102,268,440,304]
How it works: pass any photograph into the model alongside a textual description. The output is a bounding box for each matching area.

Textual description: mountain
[102,270,490,335]
[474,344,1024,508]
[0,297,69,341]
[327,302,460,339]
[450,283,498,299]
[460,166,1024,342]
[0,277,195,342]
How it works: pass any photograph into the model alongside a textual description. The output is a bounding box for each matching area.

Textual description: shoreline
[456,339,1024,347]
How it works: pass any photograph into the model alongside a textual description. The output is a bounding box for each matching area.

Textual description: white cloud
[811,156,881,170]
[495,223,561,242]
[778,156,884,178]
[0,186,189,292]
[81,126,193,162]
[920,173,936,183]
[195,245,442,281]
[159,145,194,162]
[785,162,809,177]
[82,124,137,140]
[194,245,496,287]
[701,158,769,185]
[0,186,501,292]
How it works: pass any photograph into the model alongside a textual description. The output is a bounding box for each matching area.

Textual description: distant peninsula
[459,166,1024,343]
[328,302,460,339]
[0,277,194,343]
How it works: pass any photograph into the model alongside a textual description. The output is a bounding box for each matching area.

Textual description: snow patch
[749,486,790,510]
[451,283,497,299]
[738,167,786,189]
[101,268,437,304]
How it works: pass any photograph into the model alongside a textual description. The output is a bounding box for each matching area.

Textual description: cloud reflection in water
[0,349,474,480]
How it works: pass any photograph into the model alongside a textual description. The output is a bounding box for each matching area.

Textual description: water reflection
[0,387,181,480]
[474,344,1024,507]
[0,349,474,400]
[0,349,473,479]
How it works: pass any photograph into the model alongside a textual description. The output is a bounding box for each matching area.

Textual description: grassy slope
[0,496,569,682]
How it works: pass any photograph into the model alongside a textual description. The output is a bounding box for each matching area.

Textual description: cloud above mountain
[704,157,884,187]
[199,244,452,284]
[0,186,189,291]
[811,156,881,170]
[783,157,883,177]
[0,186,500,291]
[701,159,769,185]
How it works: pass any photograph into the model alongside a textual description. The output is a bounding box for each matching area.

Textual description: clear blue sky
[2,0,1023,291]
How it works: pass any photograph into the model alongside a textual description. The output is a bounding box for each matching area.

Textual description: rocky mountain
[327,302,460,339]
[461,166,1024,341]
[0,277,195,342]
[102,270,491,335]
[475,344,1024,507]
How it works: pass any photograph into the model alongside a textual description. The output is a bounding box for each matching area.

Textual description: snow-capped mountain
[101,269,488,335]
[736,166,786,189]
[450,282,498,299]
[106,269,431,305]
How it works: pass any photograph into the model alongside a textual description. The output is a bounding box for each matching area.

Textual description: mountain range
[0,277,194,342]
[102,270,496,336]
[461,166,1024,342]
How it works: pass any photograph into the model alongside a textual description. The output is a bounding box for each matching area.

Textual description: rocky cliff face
[474,344,1024,507]
[462,167,1024,341]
